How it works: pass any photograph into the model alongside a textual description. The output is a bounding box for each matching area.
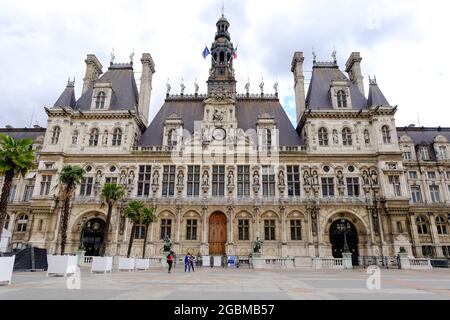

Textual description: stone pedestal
[342,252,353,270]
[251,253,265,269]
[398,252,411,270]
[161,251,170,269]
[76,250,86,266]
[284,256,294,269]
[226,243,234,256]
[281,244,289,258]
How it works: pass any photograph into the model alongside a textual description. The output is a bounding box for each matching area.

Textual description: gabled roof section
[0,127,46,141]
[75,63,139,112]
[53,80,76,108]
[367,78,390,107]
[397,126,450,161]
[306,64,368,110]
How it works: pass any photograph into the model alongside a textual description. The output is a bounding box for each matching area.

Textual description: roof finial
[180,77,186,95]
[222,0,225,17]
[312,47,317,63]
[332,47,337,63]
[166,78,171,96]
[194,78,199,95]
[259,77,264,95]
[129,49,135,64]
[245,77,250,95]
[110,48,115,64]
[369,75,377,85]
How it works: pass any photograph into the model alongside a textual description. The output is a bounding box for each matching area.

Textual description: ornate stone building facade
[1,15,450,263]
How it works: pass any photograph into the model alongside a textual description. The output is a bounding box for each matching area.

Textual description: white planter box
[135,258,150,270]
[202,256,210,267]
[0,256,15,285]
[47,255,77,277]
[213,256,222,267]
[118,257,135,271]
[91,256,113,273]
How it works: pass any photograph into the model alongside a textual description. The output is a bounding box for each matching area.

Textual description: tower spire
[222,0,224,17]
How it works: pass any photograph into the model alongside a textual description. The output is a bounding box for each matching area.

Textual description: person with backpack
[167,251,174,273]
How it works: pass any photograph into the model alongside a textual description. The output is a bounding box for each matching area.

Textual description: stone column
[280,205,287,244]
[408,212,420,257]
[176,205,182,243]
[439,168,449,202]
[428,212,442,257]
[254,206,260,238]
[200,206,209,256]
[227,205,234,244]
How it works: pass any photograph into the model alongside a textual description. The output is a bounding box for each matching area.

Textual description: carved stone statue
[362,170,370,185]
[152,170,159,186]
[259,78,264,94]
[333,130,339,145]
[163,235,172,252]
[202,170,209,186]
[278,170,285,186]
[180,78,185,95]
[166,78,171,95]
[253,237,263,254]
[312,170,319,186]
[273,81,279,95]
[227,170,234,186]
[213,109,224,122]
[194,78,199,95]
[95,170,102,185]
[177,170,184,186]
[127,170,135,186]
[364,130,370,145]
[337,170,344,185]
[253,171,260,185]
[110,48,115,64]
[370,170,378,185]
[245,79,250,94]
[120,170,127,185]
[303,171,311,186]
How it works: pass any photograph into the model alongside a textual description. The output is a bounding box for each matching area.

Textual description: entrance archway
[209,212,227,255]
[81,218,105,256]
[330,219,359,266]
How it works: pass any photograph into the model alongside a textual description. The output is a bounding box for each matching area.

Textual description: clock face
[212,127,226,141]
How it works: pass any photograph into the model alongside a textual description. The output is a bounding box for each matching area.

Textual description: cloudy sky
[0,0,449,129]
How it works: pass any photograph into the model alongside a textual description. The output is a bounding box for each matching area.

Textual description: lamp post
[77,217,88,250]
[337,219,351,254]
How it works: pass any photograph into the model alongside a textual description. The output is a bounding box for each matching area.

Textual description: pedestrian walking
[167,251,174,273]
[189,253,195,272]
[184,252,191,272]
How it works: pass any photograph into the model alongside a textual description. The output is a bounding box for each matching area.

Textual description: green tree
[123,200,155,258]
[0,134,35,239]
[99,183,125,256]
[58,165,85,255]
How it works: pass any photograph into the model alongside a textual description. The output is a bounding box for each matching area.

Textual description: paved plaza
[1,266,450,300]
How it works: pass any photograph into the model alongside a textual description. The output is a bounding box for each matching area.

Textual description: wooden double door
[209,212,227,255]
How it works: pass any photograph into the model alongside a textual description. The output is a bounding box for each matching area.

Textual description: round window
[323,166,330,173]
[85,166,92,172]
[110,166,116,173]
[348,166,355,173]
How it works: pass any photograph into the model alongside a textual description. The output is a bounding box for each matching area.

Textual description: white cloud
[0,0,448,128]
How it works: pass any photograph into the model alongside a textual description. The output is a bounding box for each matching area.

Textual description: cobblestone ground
[1,266,450,300]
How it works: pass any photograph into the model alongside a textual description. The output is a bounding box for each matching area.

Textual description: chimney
[82,54,103,95]
[291,52,306,125]
[138,53,156,125]
[345,52,365,96]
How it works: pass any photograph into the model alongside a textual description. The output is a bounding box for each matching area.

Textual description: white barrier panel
[0,256,15,285]
[202,256,210,267]
[47,255,77,277]
[213,256,222,267]
[118,257,135,271]
[91,256,113,273]
[135,259,150,270]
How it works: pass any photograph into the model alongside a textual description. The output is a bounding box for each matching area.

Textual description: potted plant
[47,254,78,277]
[0,255,15,285]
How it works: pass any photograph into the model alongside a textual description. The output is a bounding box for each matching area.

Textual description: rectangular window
[80,177,94,196]
[237,165,250,197]
[162,165,176,197]
[137,165,152,197]
[262,165,275,197]
[397,221,403,233]
[430,185,441,203]
[160,219,172,240]
[287,165,301,197]
[443,246,450,258]
[321,177,335,197]
[133,225,147,240]
[8,185,17,202]
[346,177,360,197]
[388,176,401,197]
[408,171,418,179]
[40,175,52,196]
[186,219,198,240]
[410,186,423,203]
[403,150,412,161]
[439,146,447,160]
[419,147,430,160]
[421,246,435,257]
[264,220,276,241]
[427,171,436,179]
[238,219,250,241]
[212,165,225,196]
[290,220,302,241]
[446,171,450,180]
[23,185,34,202]
[105,177,117,185]
[187,165,200,197]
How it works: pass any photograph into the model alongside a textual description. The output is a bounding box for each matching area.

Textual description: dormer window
[318,128,329,146]
[95,91,106,109]
[342,128,352,146]
[265,129,272,147]
[382,126,391,144]
[438,146,448,160]
[51,126,61,144]
[89,128,99,146]
[337,90,347,108]
[167,129,178,146]
[112,128,122,146]
[419,146,430,161]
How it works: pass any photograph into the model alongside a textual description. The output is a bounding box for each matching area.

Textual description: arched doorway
[209,212,227,256]
[81,218,105,256]
[330,219,359,266]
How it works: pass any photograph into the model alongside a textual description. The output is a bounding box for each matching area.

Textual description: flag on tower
[232,46,238,59]
[202,46,211,59]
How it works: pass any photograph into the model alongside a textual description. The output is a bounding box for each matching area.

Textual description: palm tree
[58,165,85,255]
[123,200,155,258]
[0,134,35,239]
[99,183,125,256]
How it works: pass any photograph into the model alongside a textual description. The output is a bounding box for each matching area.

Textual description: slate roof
[367,82,390,107]
[397,127,450,161]
[75,63,139,112]
[0,127,46,141]
[138,97,303,147]
[53,83,76,108]
[306,64,368,110]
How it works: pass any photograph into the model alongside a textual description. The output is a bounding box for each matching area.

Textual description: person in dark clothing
[167,252,174,273]
[189,254,195,272]
[184,252,191,272]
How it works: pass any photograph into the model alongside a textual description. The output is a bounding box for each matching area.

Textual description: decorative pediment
[399,134,413,143]
[204,87,235,104]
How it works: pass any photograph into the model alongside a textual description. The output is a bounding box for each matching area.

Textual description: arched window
[72,130,78,145]
[51,126,61,144]
[436,216,448,235]
[112,128,122,146]
[318,128,329,146]
[4,214,10,230]
[17,214,28,232]
[95,91,106,109]
[89,128,99,146]
[337,90,347,108]
[342,128,352,146]
[167,129,177,146]
[416,216,428,235]
[382,126,391,144]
